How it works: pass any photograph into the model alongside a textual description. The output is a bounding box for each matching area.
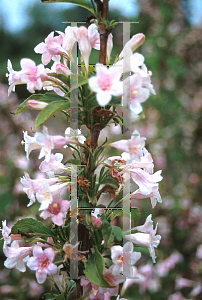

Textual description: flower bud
[27,100,48,110]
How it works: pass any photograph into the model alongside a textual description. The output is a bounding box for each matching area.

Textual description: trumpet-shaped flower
[110,130,146,162]
[34,31,65,65]
[111,241,141,277]
[3,241,32,272]
[1,220,11,245]
[22,131,41,160]
[125,215,161,263]
[88,63,123,106]
[131,184,162,208]
[20,172,58,207]
[27,245,57,284]
[36,181,69,211]
[77,26,92,70]
[7,59,45,95]
[40,195,70,226]
[39,153,68,174]
[123,73,150,114]
[119,33,145,59]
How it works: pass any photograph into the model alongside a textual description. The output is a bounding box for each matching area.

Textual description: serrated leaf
[65,159,81,165]
[84,246,114,288]
[11,218,54,239]
[41,0,94,14]
[35,100,70,130]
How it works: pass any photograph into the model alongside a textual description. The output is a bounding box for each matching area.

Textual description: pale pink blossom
[80,275,99,298]
[88,63,123,106]
[40,195,70,226]
[3,241,32,272]
[125,215,161,263]
[110,130,146,162]
[111,241,141,277]
[7,59,22,94]
[60,26,78,53]
[196,244,202,259]
[35,126,68,162]
[34,31,65,65]
[119,33,145,59]
[129,169,162,196]
[131,185,162,209]
[50,61,72,77]
[175,276,193,290]
[20,172,58,207]
[92,217,102,228]
[65,127,86,144]
[27,245,57,284]
[87,23,100,50]
[22,130,41,160]
[77,26,92,70]
[168,292,187,300]
[27,100,48,110]
[36,181,69,211]
[123,73,150,114]
[121,266,145,294]
[98,265,125,296]
[1,220,11,245]
[39,153,68,174]
[106,33,113,64]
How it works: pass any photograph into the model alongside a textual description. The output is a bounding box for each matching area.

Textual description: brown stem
[99,0,109,65]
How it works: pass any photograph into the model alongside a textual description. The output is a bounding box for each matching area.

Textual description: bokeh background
[0,0,202,299]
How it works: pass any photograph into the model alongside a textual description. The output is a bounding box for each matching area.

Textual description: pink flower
[27,245,57,284]
[131,185,162,209]
[36,181,69,211]
[39,153,68,174]
[7,59,22,94]
[111,241,141,277]
[27,100,48,110]
[98,266,125,296]
[3,241,32,272]
[88,64,123,106]
[88,23,100,50]
[130,169,162,196]
[80,275,99,298]
[40,195,70,226]
[125,215,161,263]
[1,220,11,245]
[92,217,102,228]
[60,26,78,53]
[22,131,41,160]
[34,32,65,65]
[35,126,68,162]
[119,33,145,58]
[123,73,150,114]
[20,172,58,207]
[77,26,92,70]
[109,130,146,162]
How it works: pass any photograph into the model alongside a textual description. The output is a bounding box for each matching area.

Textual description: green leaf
[111,225,122,241]
[11,218,54,239]
[70,75,88,92]
[102,220,114,248]
[14,93,70,115]
[65,280,76,298]
[100,176,119,189]
[65,159,81,165]
[40,293,55,300]
[109,209,123,221]
[41,0,94,14]
[54,295,64,300]
[35,100,70,130]
[131,208,141,227]
[84,246,114,288]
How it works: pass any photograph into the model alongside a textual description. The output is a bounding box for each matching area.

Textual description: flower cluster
[1,5,163,299]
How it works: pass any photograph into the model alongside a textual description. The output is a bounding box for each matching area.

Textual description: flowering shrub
[0,0,163,299]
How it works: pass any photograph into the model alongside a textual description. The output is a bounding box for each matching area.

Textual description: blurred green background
[0,0,202,299]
